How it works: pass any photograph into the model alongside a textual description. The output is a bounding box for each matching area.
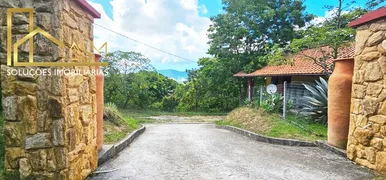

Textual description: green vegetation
[0,112,3,179]
[175,0,380,113]
[174,0,313,112]
[101,51,179,111]
[103,102,123,125]
[98,0,381,113]
[267,0,381,74]
[97,0,315,113]
[103,117,140,144]
[103,103,141,144]
[120,109,227,118]
[217,107,327,141]
[300,78,329,125]
[261,93,293,113]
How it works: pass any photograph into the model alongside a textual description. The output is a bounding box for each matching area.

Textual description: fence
[255,82,311,108]
[251,81,313,119]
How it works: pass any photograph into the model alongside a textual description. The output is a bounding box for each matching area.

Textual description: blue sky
[90,0,223,19]
[88,0,385,71]
[91,0,385,20]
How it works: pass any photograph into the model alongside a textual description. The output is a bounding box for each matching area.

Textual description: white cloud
[310,8,350,25]
[180,0,198,11]
[201,5,208,14]
[294,8,351,31]
[88,0,211,71]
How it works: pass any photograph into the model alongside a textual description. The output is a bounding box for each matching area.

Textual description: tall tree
[268,0,369,74]
[366,0,385,10]
[177,57,241,112]
[208,0,313,72]
[178,0,313,111]
[101,51,177,109]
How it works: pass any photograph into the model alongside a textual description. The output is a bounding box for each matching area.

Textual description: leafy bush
[261,93,292,113]
[152,95,179,112]
[103,102,124,125]
[300,77,328,125]
[252,99,260,107]
[0,89,2,111]
[160,96,179,111]
[242,98,252,107]
[102,51,178,110]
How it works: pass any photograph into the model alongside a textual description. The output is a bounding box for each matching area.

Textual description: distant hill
[157,69,188,83]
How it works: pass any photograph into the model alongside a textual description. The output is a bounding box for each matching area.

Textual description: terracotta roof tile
[237,44,354,77]
[234,71,252,77]
[349,6,386,28]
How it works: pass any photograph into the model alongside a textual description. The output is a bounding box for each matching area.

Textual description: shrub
[103,102,124,125]
[242,98,252,107]
[299,77,328,125]
[252,99,260,107]
[261,93,292,113]
[151,95,179,111]
[160,96,179,111]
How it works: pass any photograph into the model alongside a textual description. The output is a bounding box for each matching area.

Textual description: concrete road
[90,124,373,180]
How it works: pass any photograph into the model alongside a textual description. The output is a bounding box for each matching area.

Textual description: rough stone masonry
[347,9,386,173]
[0,0,100,179]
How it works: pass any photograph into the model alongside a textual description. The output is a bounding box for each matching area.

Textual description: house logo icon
[7,8,108,67]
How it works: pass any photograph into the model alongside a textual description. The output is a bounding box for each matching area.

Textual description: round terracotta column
[95,54,104,151]
[328,58,354,149]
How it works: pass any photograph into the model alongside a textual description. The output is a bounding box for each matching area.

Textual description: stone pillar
[347,7,386,172]
[0,0,101,179]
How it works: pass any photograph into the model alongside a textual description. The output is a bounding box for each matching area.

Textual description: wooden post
[260,85,263,106]
[283,81,287,120]
[248,78,252,101]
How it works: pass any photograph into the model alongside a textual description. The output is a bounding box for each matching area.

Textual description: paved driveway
[90,124,373,180]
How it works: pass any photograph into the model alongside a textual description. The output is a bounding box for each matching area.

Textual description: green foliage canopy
[266,0,376,74]
[177,0,312,112]
[101,51,178,110]
[208,0,313,72]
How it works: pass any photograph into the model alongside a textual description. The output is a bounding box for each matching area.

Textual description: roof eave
[234,73,328,77]
[349,6,386,28]
[75,0,101,19]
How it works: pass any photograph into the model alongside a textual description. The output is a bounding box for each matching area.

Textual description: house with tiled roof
[234,44,355,106]
[235,44,355,84]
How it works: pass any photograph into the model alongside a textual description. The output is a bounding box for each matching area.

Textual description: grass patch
[103,117,140,144]
[120,109,227,118]
[103,105,142,144]
[217,107,327,142]
[215,119,241,128]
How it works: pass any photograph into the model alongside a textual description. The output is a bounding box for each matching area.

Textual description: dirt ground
[145,115,225,123]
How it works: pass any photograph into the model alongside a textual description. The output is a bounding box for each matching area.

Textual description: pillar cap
[94,53,102,58]
[75,0,101,19]
[333,57,354,62]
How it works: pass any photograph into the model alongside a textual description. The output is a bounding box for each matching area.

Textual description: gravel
[90,124,373,180]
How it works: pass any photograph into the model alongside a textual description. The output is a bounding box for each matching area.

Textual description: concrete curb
[98,125,146,165]
[315,140,347,158]
[215,125,316,147]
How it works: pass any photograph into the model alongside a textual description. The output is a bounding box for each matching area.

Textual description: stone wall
[347,18,386,172]
[1,0,98,179]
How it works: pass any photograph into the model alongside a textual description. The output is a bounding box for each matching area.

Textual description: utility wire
[94,23,197,63]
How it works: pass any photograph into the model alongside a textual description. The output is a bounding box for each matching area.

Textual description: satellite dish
[266,84,277,94]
